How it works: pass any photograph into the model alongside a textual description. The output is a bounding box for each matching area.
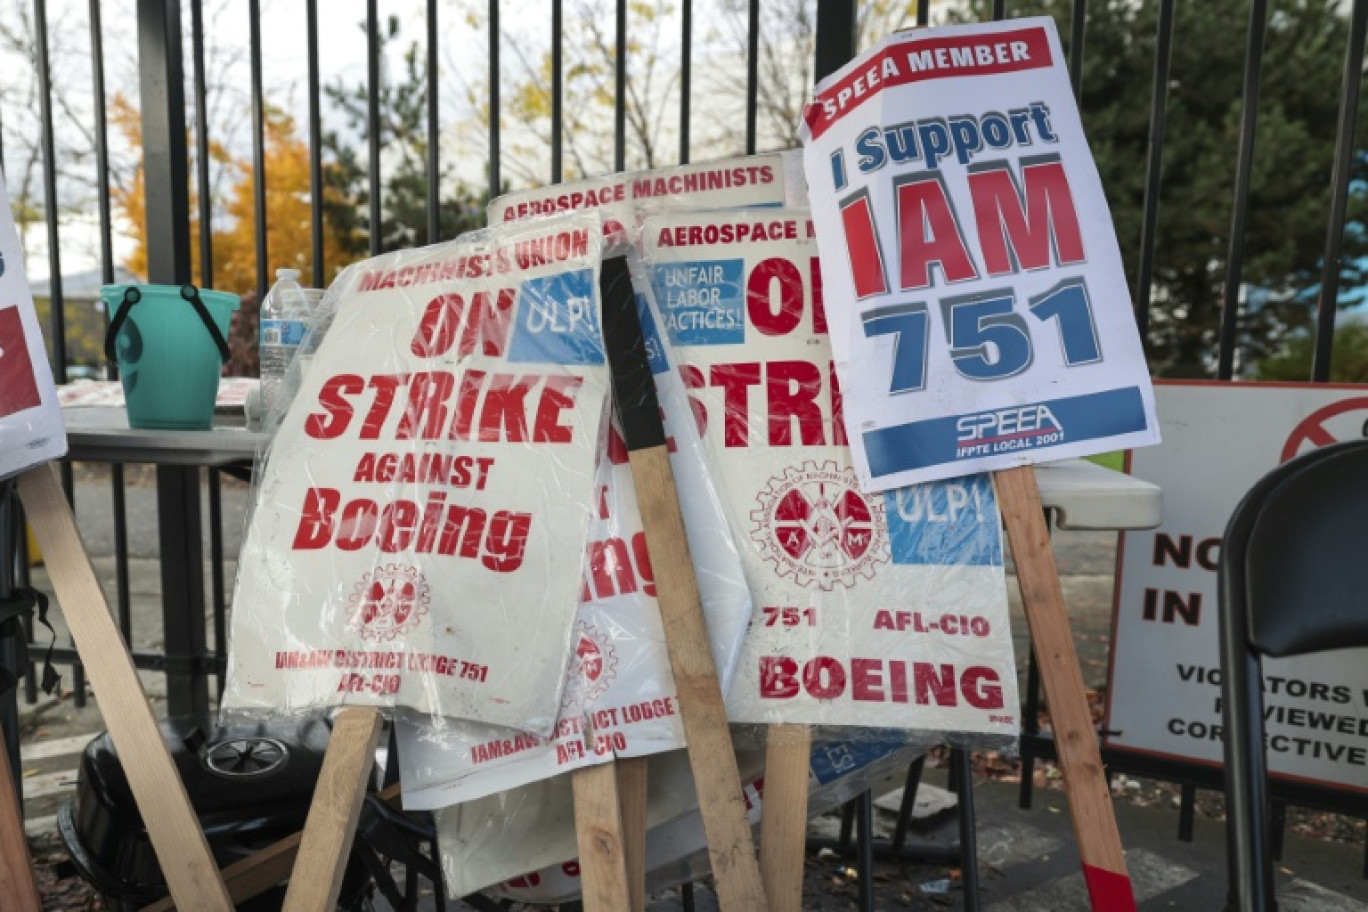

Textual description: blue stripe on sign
[808,738,904,785]
[863,386,1148,479]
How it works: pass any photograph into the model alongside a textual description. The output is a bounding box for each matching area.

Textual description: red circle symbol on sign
[1280,396,1368,463]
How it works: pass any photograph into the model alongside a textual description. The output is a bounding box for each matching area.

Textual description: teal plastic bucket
[101,284,240,429]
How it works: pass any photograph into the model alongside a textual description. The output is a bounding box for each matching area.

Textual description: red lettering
[803,656,847,699]
[896,175,979,289]
[969,159,1084,275]
[710,362,761,447]
[533,375,583,443]
[293,488,339,549]
[478,374,536,442]
[839,193,888,298]
[397,370,455,439]
[760,656,800,698]
[961,666,1004,709]
[305,374,364,438]
[767,360,825,446]
[747,257,804,336]
[852,658,884,701]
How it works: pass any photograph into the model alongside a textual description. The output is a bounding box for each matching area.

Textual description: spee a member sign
[801,18,1158,492]
[223,213,608,734]
[0,175,65,480]
[1107,381,1368,790]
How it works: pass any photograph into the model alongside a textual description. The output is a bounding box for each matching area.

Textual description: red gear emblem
[347,564,431,641]
[560,621,618,713]
[751,460,888,590]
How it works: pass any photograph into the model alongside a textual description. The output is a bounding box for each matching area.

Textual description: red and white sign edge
[0,174,66,479]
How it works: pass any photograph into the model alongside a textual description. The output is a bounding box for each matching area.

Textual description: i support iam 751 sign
[802,18,1158,492]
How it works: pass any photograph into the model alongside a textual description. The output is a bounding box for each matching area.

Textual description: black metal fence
[6,0,1368,846]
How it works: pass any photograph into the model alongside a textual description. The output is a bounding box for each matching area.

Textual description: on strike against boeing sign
[801,19,1158,492]
[223,213,609,735]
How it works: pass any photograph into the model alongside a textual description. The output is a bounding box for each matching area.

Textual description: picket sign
[601,255,770,911]
[17,465,233,910]
[798,19,1165,909]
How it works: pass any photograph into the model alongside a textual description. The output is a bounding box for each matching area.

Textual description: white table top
[61,406,265,466]
[60,406,1160,530]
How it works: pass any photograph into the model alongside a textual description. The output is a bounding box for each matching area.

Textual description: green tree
[948,0,1368,377]
[325,16,488,250]
[1257,323,1368,383]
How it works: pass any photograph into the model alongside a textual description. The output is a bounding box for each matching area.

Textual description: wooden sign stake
[17,464,233,910]
[759,723,811,912]
[602,256,770,911]
[617,755,649,911]
[281,706,383,911]
[571,762,633,911]
[0,727,41,911]
[995,465,1136,911]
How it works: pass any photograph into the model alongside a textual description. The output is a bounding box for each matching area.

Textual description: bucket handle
[103,287,141,363]
[103,284,232,365]
[180,284,233,363]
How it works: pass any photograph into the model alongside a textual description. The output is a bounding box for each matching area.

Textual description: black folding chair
[1219,438,1368,911]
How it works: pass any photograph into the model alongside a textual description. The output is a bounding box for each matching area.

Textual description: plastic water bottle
[258,268,312,415]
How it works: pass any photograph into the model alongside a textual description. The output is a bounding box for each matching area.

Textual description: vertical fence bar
[1217,0,1269,381]
[139,0,209,717]
[91,0,131,649]
[427,0,440,243]
[1132,0,1174,343]
[38,0,84,700]
[368,0,382,255]
[552,0,563,182]
[1068,0,1086,100]
[1311,0,1368,383]
[112,470,130,639]
[208,470,225,693]
[192,0,212,287]
[918,0,929,28]
[250,0,268,298]
[679,0,691,164]
[992,0,1005,21]
[815,0,857,82]
[745,0,759,154]
[34,0,65,384]
[92,0,114,290]
[308,0,324,284]
[614,0,626,171]
[489,0,500,197]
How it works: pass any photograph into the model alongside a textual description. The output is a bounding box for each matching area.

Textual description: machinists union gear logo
[750,460,889,590]
[560,621,619,714]
[347,564,431,641]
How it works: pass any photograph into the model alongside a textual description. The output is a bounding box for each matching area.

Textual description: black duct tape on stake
[600,255,770,911]
[602,256,665,451]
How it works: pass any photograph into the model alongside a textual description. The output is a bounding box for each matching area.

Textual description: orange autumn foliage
[110,93,361,296]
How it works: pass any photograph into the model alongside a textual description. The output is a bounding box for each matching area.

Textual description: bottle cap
[276,268,301,280]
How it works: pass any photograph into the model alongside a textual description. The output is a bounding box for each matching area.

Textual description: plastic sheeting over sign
[641,208,1019,737]
[398,343,753,805]
[488,153,797,252]
[222,213,608,733]
[435,738,925,901]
